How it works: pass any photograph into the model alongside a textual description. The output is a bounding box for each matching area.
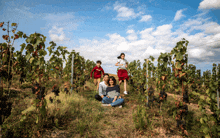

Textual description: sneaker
[118,105,122,108]
[124,91,128,95]
[102,104,109,106]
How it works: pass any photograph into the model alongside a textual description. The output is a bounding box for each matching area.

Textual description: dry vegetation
[1,73,208,138]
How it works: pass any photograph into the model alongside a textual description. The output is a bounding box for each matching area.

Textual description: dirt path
[166,92,213,114]
[106,74,184,138]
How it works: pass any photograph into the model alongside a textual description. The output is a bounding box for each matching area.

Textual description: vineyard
[0,21,220,138]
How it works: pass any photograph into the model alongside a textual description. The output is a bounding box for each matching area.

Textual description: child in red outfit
[90,60,105,91]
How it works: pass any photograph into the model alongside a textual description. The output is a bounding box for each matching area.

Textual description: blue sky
[0,0,220,75]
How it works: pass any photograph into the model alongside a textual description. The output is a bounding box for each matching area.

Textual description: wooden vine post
[71,53,74,94]
[217,65,219,109]
[146,59,148,106]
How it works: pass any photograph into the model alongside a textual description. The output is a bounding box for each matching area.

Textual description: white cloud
[49,26,70,42]
[179,17,217,34]
[199,0,220,10]
[152,24,173,36]
[113,1,143,21]
[143,46,165,57]
[139,15,152,22]
[102,5,112,11]
[205,22,220,34]
[181,19,202,28]
[117,41,130,51]
[188,48,214,58]
[174,9,186,21]
[44,12,80,31]
[139,28,154,39]
[126,29,138,41]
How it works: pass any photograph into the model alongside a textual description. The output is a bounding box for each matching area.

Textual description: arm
[115,59,123,66]
[101,68,104,77]
[102,68,104,75]
[115,62,119,66]
[90,67,96,78]
[99,83,104,98]
[112,86,120,102]
[125,63,128,68]
[116,62,123,66]
[112,96,117,103]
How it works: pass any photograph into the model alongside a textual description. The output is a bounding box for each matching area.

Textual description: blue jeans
[102,97,124,107]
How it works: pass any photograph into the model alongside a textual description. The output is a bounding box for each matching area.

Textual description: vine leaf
[179,72,186,78]
[29,57,34,63]
[161,76,165,81]
[12,29,16,33]
[11,23,17,26]
[2,35,9,40]
[0,22,4,27]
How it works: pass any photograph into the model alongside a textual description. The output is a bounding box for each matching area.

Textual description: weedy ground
[0,74,211,138]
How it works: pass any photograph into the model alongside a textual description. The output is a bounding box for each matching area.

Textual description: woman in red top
[90,60,105,91]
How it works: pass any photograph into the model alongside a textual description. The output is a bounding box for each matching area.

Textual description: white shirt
[117,58,128,70]
[98,81,108,96]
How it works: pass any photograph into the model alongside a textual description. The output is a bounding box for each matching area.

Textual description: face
[121,54,125,59]
[103,75,109,82]
[96,63,101,67]
[109,78,114,86]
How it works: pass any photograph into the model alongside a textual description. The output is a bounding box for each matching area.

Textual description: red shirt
[90,66,104,78]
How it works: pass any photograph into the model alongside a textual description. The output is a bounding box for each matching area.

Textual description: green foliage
[133,105,152,130]
[193,63,220,137]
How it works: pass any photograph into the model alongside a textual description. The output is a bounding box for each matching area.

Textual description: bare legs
[119,80,122,85]
[119,79,127,92]
[94,78,101,91]
[124,79,127,92]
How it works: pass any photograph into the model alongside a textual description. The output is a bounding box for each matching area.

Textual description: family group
[90,53,129,107]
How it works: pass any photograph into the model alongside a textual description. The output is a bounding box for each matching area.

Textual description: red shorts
[93,74,102,79]
[117,69,129,81]
[94,76,101,79]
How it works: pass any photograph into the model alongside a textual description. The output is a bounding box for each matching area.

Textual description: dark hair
[107,76,117,86]
[117,53,125,59]
[96,60,102,64]
[103,73,109,77]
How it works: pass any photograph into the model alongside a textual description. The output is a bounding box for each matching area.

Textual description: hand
[125,65,127,68]
[118,96,121,99]
[112,99,116,103]
[107,96,110,98]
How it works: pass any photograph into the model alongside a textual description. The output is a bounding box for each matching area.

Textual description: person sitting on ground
[102,76,124,107]
[95,73,109,101]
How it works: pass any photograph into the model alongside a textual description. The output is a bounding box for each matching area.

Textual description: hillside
[0,74,210,138]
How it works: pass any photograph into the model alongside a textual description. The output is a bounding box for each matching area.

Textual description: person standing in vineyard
[95,73,109,101]
[90,60,105,92]
[115,53,129,95]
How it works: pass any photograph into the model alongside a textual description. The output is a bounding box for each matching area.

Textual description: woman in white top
[115,53,129,94]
